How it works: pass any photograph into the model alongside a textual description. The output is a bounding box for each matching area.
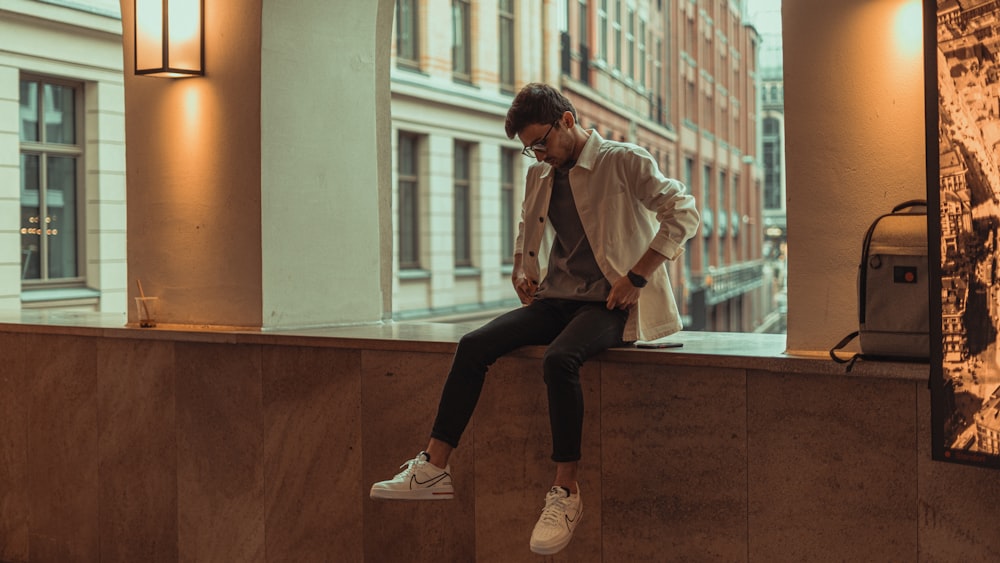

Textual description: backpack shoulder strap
[830,331,862,372]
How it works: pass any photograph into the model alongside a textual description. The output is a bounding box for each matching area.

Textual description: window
[499,0,515,92]
[396,0,420,69]
[731,173,740,241]
[653,36,663,122]
[702,83,713,129]
[719,98,728,141]
[398,132,421,269]
[719,169,728,270]
[613,0,622,72]
[598,0,607,62]
[625,7,634,80]
[501,149,516,265]
[684,67,697,121]
[454,141,473,267]
[19,77,81,283]
[684,4,695,54]
[638,19,646,88]
[703,163,713,268]
[763,116,783,211]
[684,156,695,275]
[452,0,472,81]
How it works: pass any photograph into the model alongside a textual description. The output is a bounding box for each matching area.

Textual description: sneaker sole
[529,537,573,556]
[369,486,455,501]
[530,532,576,556]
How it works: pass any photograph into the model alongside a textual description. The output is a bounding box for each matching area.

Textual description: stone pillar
[120,0,393,329]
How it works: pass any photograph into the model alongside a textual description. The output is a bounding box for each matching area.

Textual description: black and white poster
[930,0,1000,469]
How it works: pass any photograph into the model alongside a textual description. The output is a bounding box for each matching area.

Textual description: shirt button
[529,251,536,257]
[538,217,544,223]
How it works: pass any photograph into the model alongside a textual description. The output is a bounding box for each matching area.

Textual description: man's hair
[504,83,577,140]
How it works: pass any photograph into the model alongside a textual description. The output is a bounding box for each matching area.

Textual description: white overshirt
[515,131,701,342]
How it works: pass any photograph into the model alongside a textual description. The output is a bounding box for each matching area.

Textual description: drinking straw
[136,279,151,324]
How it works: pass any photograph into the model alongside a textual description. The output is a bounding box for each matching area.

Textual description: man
[370,83,700,556]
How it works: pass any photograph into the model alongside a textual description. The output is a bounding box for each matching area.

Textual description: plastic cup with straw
[135,279,158,328]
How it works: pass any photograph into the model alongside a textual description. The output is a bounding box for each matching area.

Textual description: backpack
[830,200,930,370]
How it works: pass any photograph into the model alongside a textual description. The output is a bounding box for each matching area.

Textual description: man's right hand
[512,272,538,305]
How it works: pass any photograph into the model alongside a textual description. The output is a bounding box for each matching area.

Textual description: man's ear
[561,110,576,129]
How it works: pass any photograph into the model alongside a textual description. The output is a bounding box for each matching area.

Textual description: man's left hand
[606,276,641,310]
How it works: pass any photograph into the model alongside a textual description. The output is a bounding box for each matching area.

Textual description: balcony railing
[692,259,768,306]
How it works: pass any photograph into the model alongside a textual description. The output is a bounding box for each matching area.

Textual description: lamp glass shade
[135,0,204,77]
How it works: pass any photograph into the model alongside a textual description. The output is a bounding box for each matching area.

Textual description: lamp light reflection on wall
[135,0,204,77]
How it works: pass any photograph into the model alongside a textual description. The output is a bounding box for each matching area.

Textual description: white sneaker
[369,451,454,500]
[529,485,583,555]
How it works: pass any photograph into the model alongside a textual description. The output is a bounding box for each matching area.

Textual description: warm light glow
[893,0,923,59]
[135,0,204,77]
[135,0,163,71]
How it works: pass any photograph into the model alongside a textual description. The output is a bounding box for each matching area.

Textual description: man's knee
[542,349,580,385]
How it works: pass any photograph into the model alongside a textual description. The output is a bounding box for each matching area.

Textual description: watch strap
[626,270,648,288]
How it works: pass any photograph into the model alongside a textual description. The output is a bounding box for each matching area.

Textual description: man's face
[519,116,574,168]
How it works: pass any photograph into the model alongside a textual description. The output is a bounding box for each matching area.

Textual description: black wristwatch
[626,270,648,288]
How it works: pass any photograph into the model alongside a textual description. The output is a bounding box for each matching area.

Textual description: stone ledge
[0,309,928,381]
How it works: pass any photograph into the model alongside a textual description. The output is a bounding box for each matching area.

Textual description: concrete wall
[119,0,393,329]
[783,0,928,353]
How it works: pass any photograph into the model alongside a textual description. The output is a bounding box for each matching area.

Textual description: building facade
[6,0,775,330]
[389,0,774,331]
[1,0,127,313]
[389,0,534,320]
[755,0,785,333]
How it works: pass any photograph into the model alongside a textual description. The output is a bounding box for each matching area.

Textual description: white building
[1,0,127,312]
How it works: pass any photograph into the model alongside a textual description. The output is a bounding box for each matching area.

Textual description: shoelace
[538,491,571,526]
[393,456,421,479]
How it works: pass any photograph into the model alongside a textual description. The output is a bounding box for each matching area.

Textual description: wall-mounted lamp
[135,0,204,77]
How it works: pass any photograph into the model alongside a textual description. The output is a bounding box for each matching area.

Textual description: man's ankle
[424,441,453,468]
[553,481,578,495]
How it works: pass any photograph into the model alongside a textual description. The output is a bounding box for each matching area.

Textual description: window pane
[400,135,415,174]
[454,144,469,179]
[398,134,419,268]
[501,150,515,263]
[399,181,418,267]
[43,84,75,145]
[397,0,419,64]
[20,154,40,280]
[452,0,471,77]
[455,185,470,264]
[499,2,515,90]
[46,156,78,278]
[454,142,471,266]
[19,80,38,142]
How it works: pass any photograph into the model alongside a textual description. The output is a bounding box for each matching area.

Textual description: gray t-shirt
[535,164,612,301]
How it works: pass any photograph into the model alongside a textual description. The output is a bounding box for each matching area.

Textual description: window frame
[453,141,474,268]
[18,74,85,287]
[397,131,422,270]
[396,0,421,70]
[452,0,473,82]
[499,0,515,93]
[500,148,517,266]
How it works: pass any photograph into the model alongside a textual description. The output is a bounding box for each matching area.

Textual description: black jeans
[431,298,628,462]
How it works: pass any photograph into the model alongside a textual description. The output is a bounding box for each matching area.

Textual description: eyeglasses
[521,120,559,158]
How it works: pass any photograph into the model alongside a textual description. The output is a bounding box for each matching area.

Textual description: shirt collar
[537,130,603,178]
[574,130,603,171]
